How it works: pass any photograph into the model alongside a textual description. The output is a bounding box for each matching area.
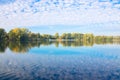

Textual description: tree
[0,28,8,41]
[55,33,59,39]
[66,33,71,39]
[8,28,29,41]
[36,33,41,38]
[60,33,66,39]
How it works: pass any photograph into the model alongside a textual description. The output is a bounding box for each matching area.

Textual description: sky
[0,0,120,35]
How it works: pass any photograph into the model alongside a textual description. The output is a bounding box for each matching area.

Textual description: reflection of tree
[1,28,120,53]
[60,40,94,47]
[0,36,120,53]
[0,41,8,53]
[8,41,30,53]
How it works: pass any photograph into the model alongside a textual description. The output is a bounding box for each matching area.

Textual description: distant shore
[0,28,120,42]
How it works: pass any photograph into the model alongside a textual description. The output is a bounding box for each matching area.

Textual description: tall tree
[0,28,8,41]
[8,28,29,41]
[55,33,59,39]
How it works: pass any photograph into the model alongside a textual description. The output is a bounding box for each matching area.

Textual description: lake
[0,41,120,80]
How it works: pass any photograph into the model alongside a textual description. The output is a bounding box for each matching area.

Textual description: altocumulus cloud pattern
[0,0,120,29]
[0,0,120,14]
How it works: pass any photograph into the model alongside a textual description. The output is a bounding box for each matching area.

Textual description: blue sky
[0,0,120,35]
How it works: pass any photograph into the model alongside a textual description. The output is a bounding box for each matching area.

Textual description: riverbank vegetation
[0,28,120,53]
[0,28,120,42]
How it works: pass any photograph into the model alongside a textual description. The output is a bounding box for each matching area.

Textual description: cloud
[0,0,120,32]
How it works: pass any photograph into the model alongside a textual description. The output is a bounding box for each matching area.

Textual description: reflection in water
[0,40,120,53]
[0,45,120,80]
[0,40,120,80]
[0,41,8,53]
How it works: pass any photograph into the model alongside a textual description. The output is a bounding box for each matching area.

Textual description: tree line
[0,28,120,42]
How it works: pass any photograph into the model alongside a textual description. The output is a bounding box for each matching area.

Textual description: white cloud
[0,0,120,30]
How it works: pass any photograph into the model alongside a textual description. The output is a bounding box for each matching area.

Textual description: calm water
[0,41,120,80]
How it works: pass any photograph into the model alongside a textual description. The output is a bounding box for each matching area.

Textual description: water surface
[0,41,120,80]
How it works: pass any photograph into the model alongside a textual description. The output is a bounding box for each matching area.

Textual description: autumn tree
[8,28,30,41]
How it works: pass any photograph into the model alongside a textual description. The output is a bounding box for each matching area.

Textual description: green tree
[8,28,29,41]
[0,28,8,41]
[61,33,66,39]
[55,33,59,39]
